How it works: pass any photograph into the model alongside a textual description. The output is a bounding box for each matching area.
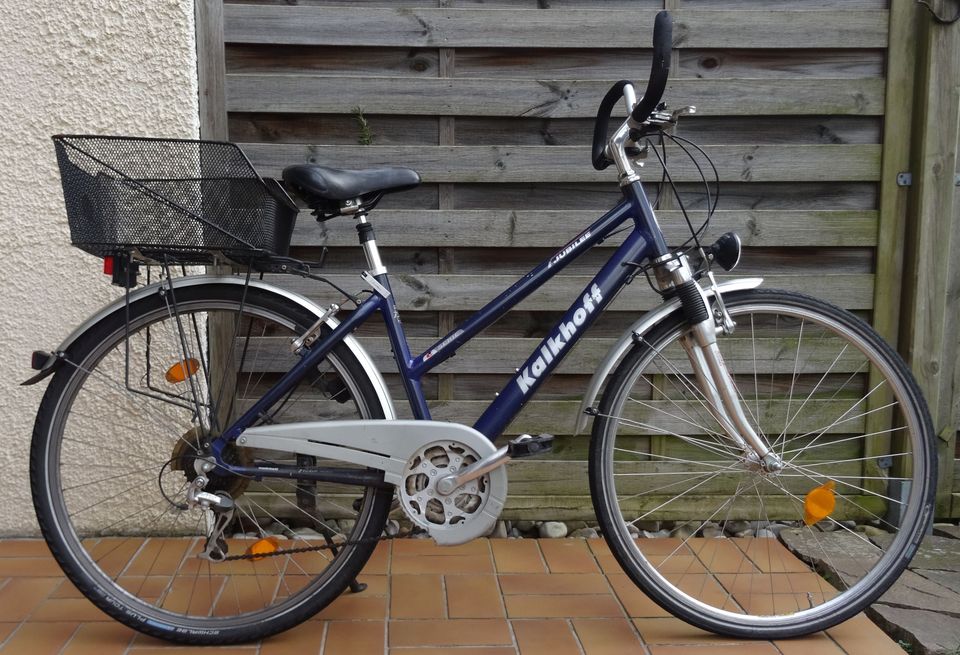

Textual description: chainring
[399,440,505,543]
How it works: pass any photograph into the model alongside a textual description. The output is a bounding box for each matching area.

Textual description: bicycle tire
[589,288,935,638]
[31,282,393,644]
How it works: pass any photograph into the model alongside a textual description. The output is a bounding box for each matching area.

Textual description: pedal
[507,434,554,458]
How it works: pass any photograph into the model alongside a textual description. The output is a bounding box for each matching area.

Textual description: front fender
[30,275,396,419]
[574,277,763,435]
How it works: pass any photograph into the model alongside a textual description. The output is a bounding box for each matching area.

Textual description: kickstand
[317,528,367,593]
[295,454,367,593]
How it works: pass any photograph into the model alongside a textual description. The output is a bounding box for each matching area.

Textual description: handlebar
[591,11,673,171]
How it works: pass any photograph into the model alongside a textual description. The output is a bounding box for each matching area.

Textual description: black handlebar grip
[630,10,673,125]
[591,80,631,171]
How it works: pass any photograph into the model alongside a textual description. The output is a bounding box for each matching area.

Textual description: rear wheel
[590,289,935,638]
[31,283,392,644]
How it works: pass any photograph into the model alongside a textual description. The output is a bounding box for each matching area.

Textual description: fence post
[898,1,960,517]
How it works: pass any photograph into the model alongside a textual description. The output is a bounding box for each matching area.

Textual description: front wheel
[589,289,935,638]
[30,283,393,644]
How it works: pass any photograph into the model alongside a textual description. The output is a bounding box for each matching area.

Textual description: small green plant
[352,106,375,145]
[897,640,912,654]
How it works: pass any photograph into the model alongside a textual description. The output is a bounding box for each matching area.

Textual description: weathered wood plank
[453,48,882,80]
[677,49,884,80]
[243,398,866,438]
[224,7,889,49]
[273,273,875,311]
[243,144,882,183]
[227,75,885,117]
[291,210,878,248]
[236,335,869,376]
[451,116,882,147]
[196,0,228,140]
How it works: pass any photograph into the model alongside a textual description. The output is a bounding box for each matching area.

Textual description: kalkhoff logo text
[516,283,603,394]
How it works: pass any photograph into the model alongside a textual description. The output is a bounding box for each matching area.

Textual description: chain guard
[239,419,508,546]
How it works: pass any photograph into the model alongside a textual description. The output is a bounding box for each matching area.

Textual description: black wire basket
[52,135,298,264]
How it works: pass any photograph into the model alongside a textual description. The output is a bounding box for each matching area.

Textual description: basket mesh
[52,135,298,263]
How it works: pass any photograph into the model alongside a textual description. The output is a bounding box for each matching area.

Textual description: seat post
[355,212,387,276]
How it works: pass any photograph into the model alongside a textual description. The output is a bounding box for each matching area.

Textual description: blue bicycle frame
[214,182,670,472]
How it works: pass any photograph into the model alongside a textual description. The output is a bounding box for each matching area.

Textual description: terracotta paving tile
[0,622,17,643]
[123,538,193,577]
[0,557,64,577]
[130,649,257,655]
[733,538,816,574]
[0,540,54,558]
[633,618,744,645]
[389,619,512,647]
[0,621,79,654]
[512,618,580,655]
[505,594,623,619]
[635,538,695,556]
[446,574,505,618]
[393,539,490,557]
[606,573,671,618]
[260,619,325,654]
[315,592,387,620]
[355,573,388,595]
[538,539,600,573]
[390,574,445,619]
[0,576,62,621]
[84,538,148,579]
[51,578,86,599]
[392,554,494,575]
[716,572,834,596]
[30,597,111,622]
[688,539,758,574]
[491,539,546,574]
[573,618,644,654]
[60,621,136,655]
[389,649,516,655]
[648,645,780,655]
[587,540,612,558]
[499,572,609,595]
[360,541,391,575]
[775,632,846,655]
[322,621,384,655]
[592,549,626,575]
[826,613,908,655]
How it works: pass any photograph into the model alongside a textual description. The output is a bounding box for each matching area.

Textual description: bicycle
[28,11,935,645]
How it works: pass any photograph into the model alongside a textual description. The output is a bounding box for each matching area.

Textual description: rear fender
[22,276,396,419]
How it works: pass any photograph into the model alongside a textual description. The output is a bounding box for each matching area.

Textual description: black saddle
[283,164,421,219]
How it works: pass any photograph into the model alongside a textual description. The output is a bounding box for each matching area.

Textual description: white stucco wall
[0,0,199,534]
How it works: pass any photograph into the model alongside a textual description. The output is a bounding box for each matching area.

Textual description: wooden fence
[196,0,960,519]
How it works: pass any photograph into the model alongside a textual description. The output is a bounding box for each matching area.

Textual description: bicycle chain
[220,535,390,561]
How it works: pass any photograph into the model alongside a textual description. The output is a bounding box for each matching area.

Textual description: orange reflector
[244,536,281,561]
[803,480,837,526]
[165,358,200,383]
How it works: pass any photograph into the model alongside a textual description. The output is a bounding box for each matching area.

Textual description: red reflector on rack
[103,256,114,275]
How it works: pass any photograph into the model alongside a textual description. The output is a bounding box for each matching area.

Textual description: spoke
[612,446,732,470]
[605,413,743,461]
[780,425,908,456]
[779,318,805,453]
[61,464,165,493]
[774,343,850,454]
[629,461,745,524]
[782,384,891,462]
[625,398,740,459]
[784,460,907,506]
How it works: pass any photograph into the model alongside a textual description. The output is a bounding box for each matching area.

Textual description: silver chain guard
[239,420,507,545]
